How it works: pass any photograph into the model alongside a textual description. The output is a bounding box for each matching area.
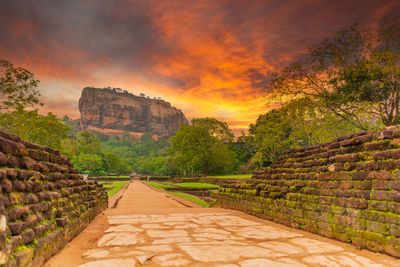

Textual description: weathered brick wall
[0,130,108,266]
[217,128,400,257]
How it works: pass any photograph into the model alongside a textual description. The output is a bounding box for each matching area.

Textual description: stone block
[0,215,6,232]
[348,198,368,209]
[14,248,34,267]
[6,168,18,179]
[19,157,38,170]
[372,181,389,190]
[21,228,35,244]
[366,170,390,180]
[13,181,26,191]
[369,200,388,211]
[377,130,393,139]
[370,191,388,201]
[372,150,392,161]
[390,224,400,237]
[353,181,372,190]
[388,202,400,213]
[0,151,7,165]
[389,191,400,202]
[367,220,389,235]
[364,141,390,151]
[56,216,69,227]
[0,180,12,193]
[8,221,26,235]
[25,215,38,228]
[378,160,395,170]
[364,161,378,170]
[390,181,400,191]
[351,171,367,180]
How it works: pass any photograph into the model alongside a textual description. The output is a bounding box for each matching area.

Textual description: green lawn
[97,175,129,179]
[173,182,219,188]
[166,191,210,207]
[144,181,209,207]
[146,181,175,190]
[206,174,252,179]
[101,181,128,197]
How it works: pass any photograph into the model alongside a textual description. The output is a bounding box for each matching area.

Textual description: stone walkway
[45,181,400,267]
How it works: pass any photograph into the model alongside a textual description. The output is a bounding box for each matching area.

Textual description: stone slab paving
[46,181,400,267]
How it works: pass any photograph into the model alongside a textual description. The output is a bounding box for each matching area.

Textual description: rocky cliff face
[79,87,188,138]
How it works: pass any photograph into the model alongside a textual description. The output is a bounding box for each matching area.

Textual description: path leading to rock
[45,181,399,267]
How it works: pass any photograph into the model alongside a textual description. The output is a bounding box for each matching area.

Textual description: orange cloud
[1,0,399,136]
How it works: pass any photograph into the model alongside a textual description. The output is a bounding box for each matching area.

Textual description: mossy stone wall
[0,130,108,266]
[217,128,400,258]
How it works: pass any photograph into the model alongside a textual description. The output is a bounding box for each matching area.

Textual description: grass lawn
[206,174,252,179]
[146,181,175,190]
[97,175,129,179]
[173,182,219,188]
[144,181,209,207]
[100,181,128,197]
[166,191,210,208]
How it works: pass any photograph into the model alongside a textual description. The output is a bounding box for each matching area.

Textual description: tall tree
[0,59,41,111]
[267,14,400,128]
[170,118,237,175]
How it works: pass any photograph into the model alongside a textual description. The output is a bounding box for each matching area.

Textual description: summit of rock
[78,87,188,138]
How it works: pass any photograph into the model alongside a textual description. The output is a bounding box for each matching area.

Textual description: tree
[0,59,41,111]
[267,14,400,128]
[76,131,103,155]
[104,152,127,174]
[170,118,237,175]
[0,109,69,148]
[74,153,105,175]
[247,98,357,164]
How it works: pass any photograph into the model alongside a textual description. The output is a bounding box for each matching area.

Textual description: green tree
[247,98,357,164]
[76,131,103,155]
[0,109,69,148]
[268,14,400,128]
[170,118,237,175]
[104,152,127,174]
[74,153,105,175]
[0,59,41,111]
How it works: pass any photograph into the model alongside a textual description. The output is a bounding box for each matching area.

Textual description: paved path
[46,181,400,267]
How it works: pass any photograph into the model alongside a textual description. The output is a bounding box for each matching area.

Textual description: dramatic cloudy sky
[0,0,399,135]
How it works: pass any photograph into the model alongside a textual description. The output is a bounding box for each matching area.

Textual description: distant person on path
[130,171,136,182]
[146,175,149,181]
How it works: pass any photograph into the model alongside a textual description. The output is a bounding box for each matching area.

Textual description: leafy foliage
[0,59,41,111]
[244,98,358,165]
[170,118,238,175]
[0,109,69,148]
[268,14,400,128]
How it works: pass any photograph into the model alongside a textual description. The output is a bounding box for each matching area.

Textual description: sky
[0,0,399,135]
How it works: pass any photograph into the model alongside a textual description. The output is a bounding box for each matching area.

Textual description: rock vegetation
[217,128,400,258]
[0,129,108,266]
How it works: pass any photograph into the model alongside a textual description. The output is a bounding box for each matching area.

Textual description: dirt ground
[44,181,400,267]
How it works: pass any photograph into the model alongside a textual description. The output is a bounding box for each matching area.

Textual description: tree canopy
[243,98,357,165]
[0,59,41,111]
[267,14,400,129]
[170,118,237,175]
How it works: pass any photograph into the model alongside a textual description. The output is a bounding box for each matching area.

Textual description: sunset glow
[1,0,398,135]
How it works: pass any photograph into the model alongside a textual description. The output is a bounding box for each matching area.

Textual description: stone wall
[217,128,400,258]
[0,130,108,266]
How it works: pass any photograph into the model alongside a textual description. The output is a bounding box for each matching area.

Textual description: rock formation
[79,87,188,138]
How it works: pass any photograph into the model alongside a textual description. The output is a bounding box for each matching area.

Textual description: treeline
[60,117,251,176]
